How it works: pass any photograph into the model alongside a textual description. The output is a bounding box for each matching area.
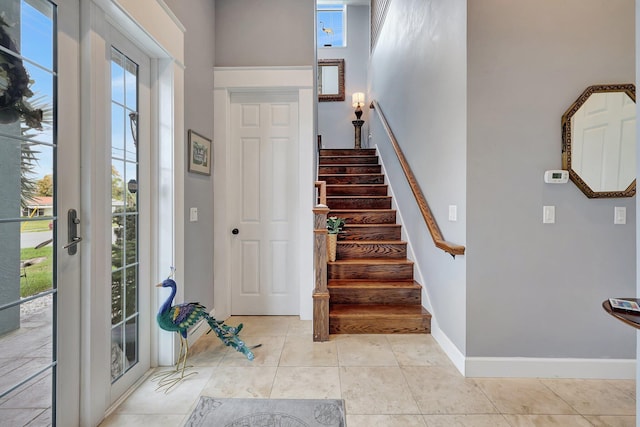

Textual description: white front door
[0,0,81,425]
[229,92,300,315]
[105,27,152,405]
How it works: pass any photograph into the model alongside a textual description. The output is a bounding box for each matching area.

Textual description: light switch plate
[543,206,555,224]
[190,207,198,222]
[614,206,626,225]
[448,205,457,222]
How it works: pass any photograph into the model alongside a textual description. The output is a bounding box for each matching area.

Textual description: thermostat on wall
[544,170,569,184]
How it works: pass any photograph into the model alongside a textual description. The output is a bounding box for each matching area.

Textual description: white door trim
[213,67,314,320]
[56,2,81,426]
[79,1,184,425]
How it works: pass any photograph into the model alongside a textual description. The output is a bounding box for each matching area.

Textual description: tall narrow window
[317,4,346,48]
[0,0,57,424]
[110,48,139,383]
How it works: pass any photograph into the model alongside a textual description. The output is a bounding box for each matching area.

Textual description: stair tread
[320,149,376,153]
[328,280,421,288]
[320,163,380,167]
[328,195,391,199]
[327,183,387,187]
[330,209,395,212]
[330,304,431,317]
[320,174,383,177]
[329,258,414,265]
[338,240,405,244]
[320,155,377,158]
[344,224,400,228]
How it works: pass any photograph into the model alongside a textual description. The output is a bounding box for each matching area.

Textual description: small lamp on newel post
[352,92,365,149]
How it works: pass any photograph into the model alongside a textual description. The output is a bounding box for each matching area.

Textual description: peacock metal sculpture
[154,272,259,391]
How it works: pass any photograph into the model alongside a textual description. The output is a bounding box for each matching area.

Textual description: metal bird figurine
[320,21,334,36]
[154,276,258,391]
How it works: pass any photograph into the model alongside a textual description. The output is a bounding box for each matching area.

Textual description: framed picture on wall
[188,130,212,175]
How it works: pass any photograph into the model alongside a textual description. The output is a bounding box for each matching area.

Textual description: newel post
[312,203,330,342]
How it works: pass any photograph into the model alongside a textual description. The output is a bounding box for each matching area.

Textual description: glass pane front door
[0,0,57,424]
[110,47,140,383]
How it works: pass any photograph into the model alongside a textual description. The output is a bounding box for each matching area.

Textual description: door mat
[185,396,346,427]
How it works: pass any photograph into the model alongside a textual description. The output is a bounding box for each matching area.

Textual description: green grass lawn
[21,219,52,233]
[20,246,53,297]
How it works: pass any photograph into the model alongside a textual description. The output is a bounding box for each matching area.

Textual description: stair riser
[329,210,397,224]
[328,197,392,210]
[329,288,421,305]
[341,226,401,241]
[329,317,430,334]
[320,156,378,165]
[319,174,385,185]
[338,242,406,259]
[320,149,376,156]
[326,185,388,196]
[328,264,413,280]
[319,165,382,174]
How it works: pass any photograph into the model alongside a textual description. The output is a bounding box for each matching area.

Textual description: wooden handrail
[371,100,465,257]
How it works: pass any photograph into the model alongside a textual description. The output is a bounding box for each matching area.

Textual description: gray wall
[215,0,314,67]
[370,0,636,360]
[369,0,468,352]
[165,0,216,307]
[318,5,370,148]
[467,0,636,358]
[166,0,314,306]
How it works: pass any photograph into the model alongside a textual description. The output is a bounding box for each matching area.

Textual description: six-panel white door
[229,92,299,315]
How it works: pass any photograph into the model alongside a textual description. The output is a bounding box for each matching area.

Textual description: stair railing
[371,100,465,257]
[313,181,330,341]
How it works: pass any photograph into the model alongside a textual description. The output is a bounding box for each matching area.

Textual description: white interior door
[229,92,300,315]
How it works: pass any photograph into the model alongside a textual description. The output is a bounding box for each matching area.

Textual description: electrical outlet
[190,207,198,222]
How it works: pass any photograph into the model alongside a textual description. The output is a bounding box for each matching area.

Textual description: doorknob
[63,209,83,255]
[232,228,239,235]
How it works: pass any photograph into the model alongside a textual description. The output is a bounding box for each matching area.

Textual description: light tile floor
[101,316,636,427]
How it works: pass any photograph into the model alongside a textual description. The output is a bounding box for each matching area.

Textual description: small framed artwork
[188,130,212,175]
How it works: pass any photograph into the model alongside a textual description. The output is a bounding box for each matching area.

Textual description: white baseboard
[432,322,635,379]
[431,320,466,375]
[465,357,635,379]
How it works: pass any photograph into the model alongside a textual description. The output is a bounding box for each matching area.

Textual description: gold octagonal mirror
[562,84,636,198]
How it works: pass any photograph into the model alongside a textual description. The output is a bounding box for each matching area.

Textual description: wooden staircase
[318,148,431,334]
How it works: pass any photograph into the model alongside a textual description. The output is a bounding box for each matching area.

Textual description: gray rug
[185,397,346,427]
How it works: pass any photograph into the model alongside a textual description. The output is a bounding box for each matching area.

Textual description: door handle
[232,228,239,235]
[64,209,83,255]
[63,237,83,250]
